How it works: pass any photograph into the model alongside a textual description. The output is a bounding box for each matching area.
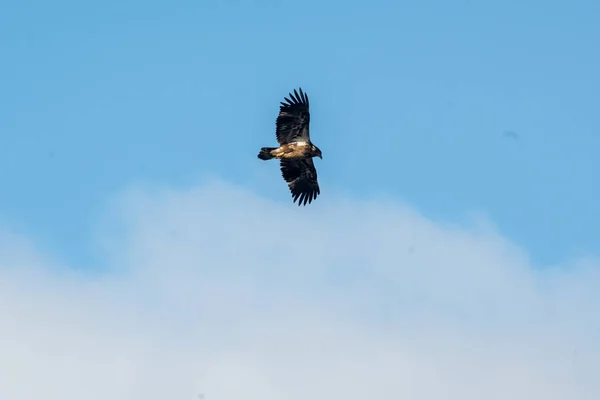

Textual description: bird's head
[312,145,322,159]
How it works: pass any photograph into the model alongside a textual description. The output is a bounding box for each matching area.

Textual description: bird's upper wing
[279,158,320,206]
[275,88,310,145]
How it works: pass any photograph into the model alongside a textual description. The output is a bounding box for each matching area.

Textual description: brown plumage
[257,88,322,206]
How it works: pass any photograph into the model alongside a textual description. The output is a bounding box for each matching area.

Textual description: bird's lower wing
[279,158,320,206]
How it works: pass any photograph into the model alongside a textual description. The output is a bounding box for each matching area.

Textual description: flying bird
[257,88,322,206]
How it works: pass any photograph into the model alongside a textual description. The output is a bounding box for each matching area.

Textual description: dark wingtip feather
[298,87,306,104]
[280,88,309,109]
[291,189,317,206]
[301,88,309,106]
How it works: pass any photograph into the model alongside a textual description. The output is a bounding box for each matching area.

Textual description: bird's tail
[257,147,277,160]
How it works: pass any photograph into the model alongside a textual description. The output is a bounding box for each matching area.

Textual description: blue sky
[2,2,600,396]
[2,0,599,268]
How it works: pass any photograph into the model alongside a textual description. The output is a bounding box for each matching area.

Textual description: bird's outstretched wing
[280,158,320,206]
[275,88,310,145]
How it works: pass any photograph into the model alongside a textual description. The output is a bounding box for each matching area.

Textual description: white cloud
[0,178,599,400]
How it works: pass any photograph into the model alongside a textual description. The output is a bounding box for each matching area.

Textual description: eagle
[257,88,322,206]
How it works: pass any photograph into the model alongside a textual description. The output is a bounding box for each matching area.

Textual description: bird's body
[257,88,322,206]
[258,142,316,160]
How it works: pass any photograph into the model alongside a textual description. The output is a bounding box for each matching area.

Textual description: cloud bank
[1,179,599,400]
